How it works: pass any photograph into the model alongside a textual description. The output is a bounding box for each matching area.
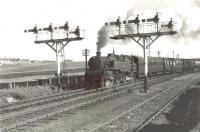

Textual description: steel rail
[89,74,199,132]
[0,74,178,131]
[133,82,192,132]
[0,73,175,121]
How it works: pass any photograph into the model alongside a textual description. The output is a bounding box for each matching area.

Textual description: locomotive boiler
[85,52,134,89]
[85,52,104,89]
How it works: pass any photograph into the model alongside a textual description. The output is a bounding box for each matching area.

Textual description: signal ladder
[61,48,67,72]
[147,46,150,57]
[146,38,151,57]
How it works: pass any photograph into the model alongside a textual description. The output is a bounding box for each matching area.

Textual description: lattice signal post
[105,13,177,93]
[24,22,84,90]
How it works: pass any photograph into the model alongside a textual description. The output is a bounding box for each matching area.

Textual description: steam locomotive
[85,52,133,89]
[85,51,196,89]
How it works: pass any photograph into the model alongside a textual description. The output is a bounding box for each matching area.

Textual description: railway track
[0,74,163,112]
[0,88,83,109]
[0,82,136,113]
[0,73,175,115]
[0,73,182,131]
[0,72,176,113]
[89,73,200,132]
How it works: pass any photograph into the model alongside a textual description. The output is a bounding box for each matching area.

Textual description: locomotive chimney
[96,51,101,57]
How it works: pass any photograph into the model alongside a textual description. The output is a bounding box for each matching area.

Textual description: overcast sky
[0,0,200,61]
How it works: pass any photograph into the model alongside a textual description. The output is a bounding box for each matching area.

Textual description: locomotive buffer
[24,22,84,90]
[105,13,177,93]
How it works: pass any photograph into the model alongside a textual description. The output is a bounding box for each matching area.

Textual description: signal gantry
[105,12,177,93]
[24,22,84,90]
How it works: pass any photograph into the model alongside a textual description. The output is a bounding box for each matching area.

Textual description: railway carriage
[183,59,196,72]
[173,59,183,73]
[148,57,164,76]
[163,58,173,74]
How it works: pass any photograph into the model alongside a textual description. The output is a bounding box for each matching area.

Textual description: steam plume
[96,26,109,51]
[176,13,200,39]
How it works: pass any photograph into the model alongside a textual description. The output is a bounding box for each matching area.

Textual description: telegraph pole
[82,49,90,70]
[172,51,175,72]
[158,51,161,57]
[25,22,84,91]
[105,13,177,93]
[176,54,180,59]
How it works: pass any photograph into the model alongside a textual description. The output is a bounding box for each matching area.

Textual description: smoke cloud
[96,26,109,51]
[171,0,200,39]
[124,9,136,35]
[194,0,200,7]
[176,12,200,39]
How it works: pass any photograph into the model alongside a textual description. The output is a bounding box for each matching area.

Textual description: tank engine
[85,52,133,89]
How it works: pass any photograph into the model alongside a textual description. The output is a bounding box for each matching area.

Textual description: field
[0,62,85,73]
[0,62,85,79]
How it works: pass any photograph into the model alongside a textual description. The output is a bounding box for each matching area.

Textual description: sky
[0,0,200,61]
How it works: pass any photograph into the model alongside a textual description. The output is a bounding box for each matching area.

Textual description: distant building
[64,59,73,63]
[0,57,30,65]
[0,57,64,65]
[30,60,55,64]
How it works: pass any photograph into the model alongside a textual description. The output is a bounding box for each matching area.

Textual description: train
[85,51,197,89]
[0,51,197,90]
